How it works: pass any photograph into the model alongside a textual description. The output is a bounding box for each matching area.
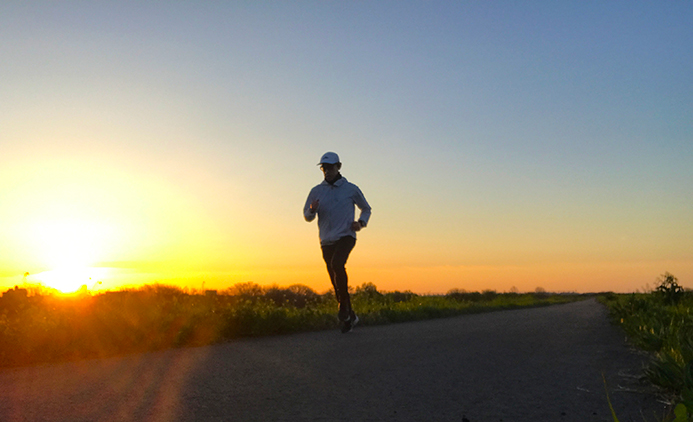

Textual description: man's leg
[321,243,340,303]
[329,236,356,322]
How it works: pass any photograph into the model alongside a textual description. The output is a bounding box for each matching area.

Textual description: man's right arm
[303,192,317,222]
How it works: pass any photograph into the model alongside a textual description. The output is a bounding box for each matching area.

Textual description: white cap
[318,152,340,165]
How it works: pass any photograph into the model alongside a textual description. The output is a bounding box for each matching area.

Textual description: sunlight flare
[25,219,114,293]
[33,266,110,294]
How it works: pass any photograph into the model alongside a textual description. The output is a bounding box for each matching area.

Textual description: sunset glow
[1,3,692,294]
[30,220,110,269]
[33,267,109,294]
[22,219,112,293]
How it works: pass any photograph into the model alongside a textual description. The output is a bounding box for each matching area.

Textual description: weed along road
[0,299,668,422]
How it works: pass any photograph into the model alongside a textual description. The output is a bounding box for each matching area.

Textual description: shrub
[355,282,382,299]
[446,289,482,302]
[655,272,685,305]
[386,290,417,303]
[263,284,320,308]
[600,273,693,418]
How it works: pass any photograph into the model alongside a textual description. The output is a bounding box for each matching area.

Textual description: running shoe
[340,318,352,333]
[340,314,358,333]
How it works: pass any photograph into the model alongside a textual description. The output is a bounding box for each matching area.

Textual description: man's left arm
[353,186,371,230]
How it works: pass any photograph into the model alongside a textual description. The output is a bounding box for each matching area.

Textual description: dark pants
[321,236,356,321]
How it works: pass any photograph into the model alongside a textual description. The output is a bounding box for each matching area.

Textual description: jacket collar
[322,174,345,186]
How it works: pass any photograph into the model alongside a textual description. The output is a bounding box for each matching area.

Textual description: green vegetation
[600,273,693,421]
[0,281,585,368]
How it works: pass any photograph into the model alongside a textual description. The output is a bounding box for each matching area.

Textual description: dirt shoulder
[0,299,668,421]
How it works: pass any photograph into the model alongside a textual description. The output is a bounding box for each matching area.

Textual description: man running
[303,152,372,333]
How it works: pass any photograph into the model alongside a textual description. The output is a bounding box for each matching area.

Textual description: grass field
[0,281,585,368]
[599,273,693,421]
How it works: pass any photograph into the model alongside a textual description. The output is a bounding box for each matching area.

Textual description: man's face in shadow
[321,163,341,182]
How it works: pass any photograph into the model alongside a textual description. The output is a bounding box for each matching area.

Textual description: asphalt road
[0,299,669,422]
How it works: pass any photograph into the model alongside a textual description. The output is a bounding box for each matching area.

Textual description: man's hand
[309,199,319,213]
[351,221,363,232]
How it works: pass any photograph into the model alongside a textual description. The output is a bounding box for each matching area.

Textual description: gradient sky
[1,2,691,294]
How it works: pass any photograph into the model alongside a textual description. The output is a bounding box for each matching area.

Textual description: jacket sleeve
[304,190,317,222]
[353,186,371,226]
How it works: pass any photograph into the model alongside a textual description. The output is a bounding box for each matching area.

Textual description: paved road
[0,299,669,421]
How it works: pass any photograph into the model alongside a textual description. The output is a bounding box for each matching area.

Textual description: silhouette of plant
[655,272,684,305]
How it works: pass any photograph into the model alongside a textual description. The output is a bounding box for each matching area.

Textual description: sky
[1,2,691,294]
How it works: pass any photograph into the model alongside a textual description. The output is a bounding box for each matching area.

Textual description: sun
[29,219,113,293]
[34,266,108,294]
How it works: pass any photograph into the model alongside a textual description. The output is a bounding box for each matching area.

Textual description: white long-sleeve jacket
[303,176,371,246]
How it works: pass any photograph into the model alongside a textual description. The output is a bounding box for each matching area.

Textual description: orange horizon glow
[4,162,687,295]
[5,258,692,297]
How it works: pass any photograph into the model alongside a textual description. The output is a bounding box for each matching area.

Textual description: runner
[303,152,372,333]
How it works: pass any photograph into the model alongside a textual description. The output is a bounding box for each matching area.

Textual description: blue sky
[1,2,691,293]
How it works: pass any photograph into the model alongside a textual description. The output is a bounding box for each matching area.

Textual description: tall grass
[599,273,693,420]
[0,282,584,368]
